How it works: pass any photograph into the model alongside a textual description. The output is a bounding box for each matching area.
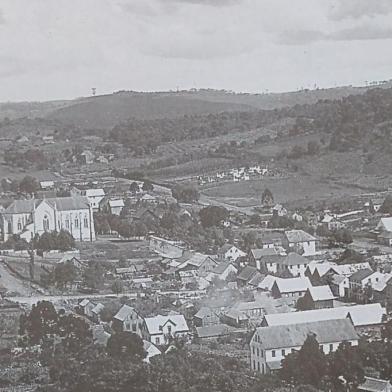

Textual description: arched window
[84,215,89,228]
[75,218,79,228]
[43,215,50,231]
[17,219,22,231]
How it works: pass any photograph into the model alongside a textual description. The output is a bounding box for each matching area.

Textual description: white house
[112,304,144,335]
[277,253,310,277]
[71,187,105,212]
[143,340,161,363]
[1,197,95,242]
[270,276,312,299]
[142,314,190,345]
[250,319,359,374]
[283,230,318,256]
[217,244,246,262]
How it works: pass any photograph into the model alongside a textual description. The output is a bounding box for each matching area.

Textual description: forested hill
[108,87,392,155]
[0,81,391,129]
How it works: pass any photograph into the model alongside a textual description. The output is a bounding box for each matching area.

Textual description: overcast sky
[1,0,392,101]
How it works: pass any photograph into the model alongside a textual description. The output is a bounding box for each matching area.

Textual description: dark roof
[251,248,278,260]
[213,261,235,275]
[281,253,309,266]
[194,307,218,320]
[196,324,232,338]
[358,377,392,392]
[237,266,258,282]
[254,319,358,350]
[217,243,235,254]
[349,268,374,282]
[4,196,90,213]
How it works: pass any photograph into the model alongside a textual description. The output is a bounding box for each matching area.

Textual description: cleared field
[201,175,368,209]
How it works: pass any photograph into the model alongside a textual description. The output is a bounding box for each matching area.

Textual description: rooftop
[284,229,317,243]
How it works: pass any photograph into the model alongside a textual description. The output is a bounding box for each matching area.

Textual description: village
[0,167,392,391]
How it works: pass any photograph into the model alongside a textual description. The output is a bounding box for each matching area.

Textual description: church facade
[0,196,95,242]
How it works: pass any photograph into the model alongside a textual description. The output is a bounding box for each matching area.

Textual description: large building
[250,319,359,374]
[0,196,95,242]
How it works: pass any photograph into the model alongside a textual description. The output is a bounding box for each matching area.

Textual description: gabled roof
[212,261,236,275]
[92,303,104,314]
[113,304,137,322]
[248,272,264,287]
[108,199,125,208]
[307,285,335,301]
[281,253,309,266]
[217,243,235,254]
[237,266,258,282]
[349,268,374,282]
[250,248,279,260]
[254,319,358,350]
[358,377,392,392]
[196,324,232,339]
[258,275,278,291]
[84,188,105,197]
[284,229,317,243]
[144,314,189,335]
[377,217,392,232]
[273,277,312,294]
[194,307,218,320]
[263,303,386,328]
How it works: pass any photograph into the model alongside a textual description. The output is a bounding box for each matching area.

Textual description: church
[0,196,96,242]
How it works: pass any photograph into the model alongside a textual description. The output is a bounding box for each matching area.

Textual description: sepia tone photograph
[0,1,391,391]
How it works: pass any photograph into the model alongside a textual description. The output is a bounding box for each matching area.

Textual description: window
[84,216,89,228]
[329,344,333,352]
[260,350,264,358]
[257,362,260,372]
[17,220,22,231]
[43,215,50,231]
[271,350,276,357]
[65,219,70,229]
[155,337,160,345]
[282,349,285,356]
[75,218,79,228]
[256,348,259,357]
[253,347,255,355]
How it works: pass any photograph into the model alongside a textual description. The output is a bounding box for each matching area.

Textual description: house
[79,150,95,164]
[249,248,284,272]
[369,198,385,213]
[206,262,238,282]
[221,308,249,328]
[283,230,318,256]
[358,377,392,392]
[232,298,265,318]
[177,252,218,277]
[71,187,105,212]
[195,324,233,342]
[237,266,261,287]
[0,197,95,242]
[217,244,246,262]
[250,318,359,374]
[272,204,287,217]
[330,274,349,298]
[79,299,96,318]
[348,269,382,301]
[303,211,319,228]
[302,286,335,309]
[91,303,104,323]
[193,307,220,327]
[40,180,55,190]
[42,135,55,144]
[143,341,161,363]
[321,214,344,231]
[141,314,190,345]
[270,277,312,299]
[258,275,278,292]
[378,231,392,247]
[261,303,386,331]
[277,253,310,277]
[112,305,143,335]
[100,198,125,216]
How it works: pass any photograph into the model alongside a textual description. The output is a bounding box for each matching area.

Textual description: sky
[0,0,392,101]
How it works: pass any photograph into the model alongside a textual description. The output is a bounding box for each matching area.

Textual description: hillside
[0,81,391,130]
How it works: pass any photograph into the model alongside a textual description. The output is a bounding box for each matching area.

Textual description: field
[201,174,373,209]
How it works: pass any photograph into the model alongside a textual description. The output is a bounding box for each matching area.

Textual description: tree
[22,301,59,345]
[129,181,140,194]
[111,279,124,295]
[56,230,75,251]
[57,313,92,352]
[37,232,57,252]
[142,180,154,192]
[83,261,105,289]
[199,206,229,228]
[172,183,200,203]
[296,293,314,311]
[53,262,77,290]
[106,332,146,361]
[281,333,328,388]
[261,188,274,206]
[19,175,39,195]
[118,222,133,239]
[380,195,392,214]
